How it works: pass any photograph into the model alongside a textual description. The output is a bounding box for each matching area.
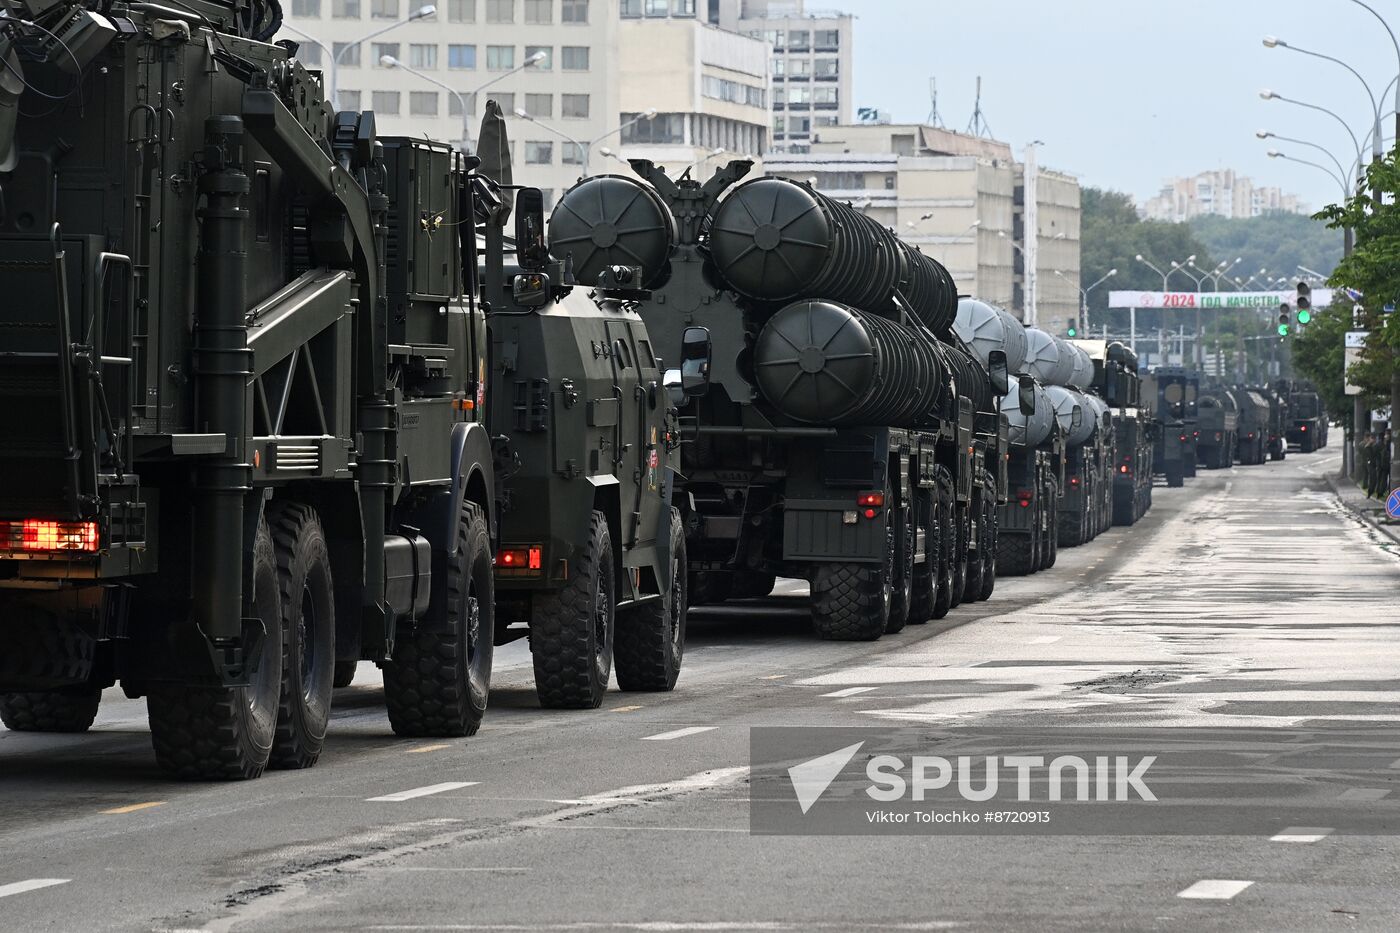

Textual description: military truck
[1144,367,1198,487]
[1197,390,1238,469]
[1231,387,1272,466]
[547,165,1009,639]
[1280,380,1326,452]
[1074,341,1153,526]
[0,0,507,779]
[1262,385,1289,461]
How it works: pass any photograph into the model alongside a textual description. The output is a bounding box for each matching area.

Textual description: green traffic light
[1067,326,1077,337]
[1277,323,1290,336]
[1296,308,1312,325]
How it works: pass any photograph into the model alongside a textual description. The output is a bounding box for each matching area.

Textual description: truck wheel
[0,688,101,733]
[1166,462,1184,487]
[907,491,937,625]
[811,560,890,641]
[333,661,357,688]
[689,572,731,607]
[949,504,968,608]
[997,532,1034,577]
[268,503,336,770]
[530,510,614,709]
[1300,436,1314,453]
[147,518,283,780]
[886,504,914,634]
[1044,518,1059,569]
[384,500,494,736]
[974,491,997,601]
[616,508,686,692]
[931,497,955,619]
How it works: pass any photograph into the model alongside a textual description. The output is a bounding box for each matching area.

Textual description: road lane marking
[1028,636,1062,644]
[0,879,70,899]
[760,674,787,680]
[405,744,452,755]
[1339,788,1391,801]
[1271,827,1334,843]
[610,705,644,713]
[641,726,716,741]
[1177,879,1253,900]
[102,801,166,815]
[821,686,877,698]
[367,782,479,802]
[1389,757,1400,769]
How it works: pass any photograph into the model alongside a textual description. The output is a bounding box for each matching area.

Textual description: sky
[834,0,1399,212]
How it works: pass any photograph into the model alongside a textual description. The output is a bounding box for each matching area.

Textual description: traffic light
[1066,319,1078,338]
[1277,301,1291,337]
[1295,281,1312,325]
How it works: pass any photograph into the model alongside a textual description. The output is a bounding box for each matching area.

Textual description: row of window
[700,75,766,109]
[301,42,589,71]
[772,58,839,78]
[773,113,838,135]
[749,28,841,50]
[336,89,588,119]
[618,111,765,156]
[294,0,590,23]
[619,0,696,15]
[773,86,839,106]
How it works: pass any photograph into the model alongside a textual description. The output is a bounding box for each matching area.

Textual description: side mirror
[512,271,550,307]
[1071,405,1083,431]
[986,349,1010,396]
[1017,375,1036,415]
[680,325,711,398]
[514,186,547,271]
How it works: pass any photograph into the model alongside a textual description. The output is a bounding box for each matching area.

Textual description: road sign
[1345,331,1368,396]
[1388,488,1400,520]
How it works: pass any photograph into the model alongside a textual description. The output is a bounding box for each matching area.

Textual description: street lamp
[1263,36,1383,165]
[1134,254,1169,291]
[381,55,470,150]
[1053,268,1115,335]
[1167,255,1200,289]
[512,106,657,176]
[1259,89,1363,168]
[1266,149,1349,198]
[1256,129,1351,188]
[283,4,436,110]
[596,146,628,166]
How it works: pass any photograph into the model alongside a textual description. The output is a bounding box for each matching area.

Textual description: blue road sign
[1388,487,1400,520]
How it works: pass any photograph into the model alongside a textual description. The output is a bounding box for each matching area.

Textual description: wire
[0,13,86,105]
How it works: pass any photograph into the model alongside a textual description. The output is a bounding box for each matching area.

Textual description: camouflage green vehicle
[1144,367,1198,487]
[1197,390,1238,469]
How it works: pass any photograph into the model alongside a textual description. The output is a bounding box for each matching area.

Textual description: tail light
[1070,477,1080,487]
[496,545,543,573]
[1300,425,1307,432]
[1178,434,1187,442]
[1119,464,1130,474]
[0,520,100,553]
[856,492,884,520]
[1016,489,1033,508]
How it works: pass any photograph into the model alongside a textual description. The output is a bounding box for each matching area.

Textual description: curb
[1324,473,1400,547]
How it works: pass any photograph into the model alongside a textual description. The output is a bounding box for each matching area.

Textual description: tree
[1190,211,1343,288]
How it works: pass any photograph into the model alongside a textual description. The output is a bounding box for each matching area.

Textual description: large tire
[931,495,955,619]
[975,490,997,601]
[384,500,494,736]
[1166,462,1184,487]
[886,503,914,634]
[949,504,969,609]
[907,490,937,625]
[333,661,357,688]
[267,503,336,771]
[811,560,890,641]
[530,510,614,709]
[147,518,283,780]
[1044,515,1059,569]
[997,532,1035,577]
[1057,509,1084,548]
[0,688,100,733]
[689,571,732,607]
[615,508,686,692]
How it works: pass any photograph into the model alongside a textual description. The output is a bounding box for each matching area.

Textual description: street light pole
[1263,37,1382,167]
[1053,268,1115,335]
[1259,89,1364,170]
[512,107,657,176]
[381,55,470,150]
[285,4,436,110]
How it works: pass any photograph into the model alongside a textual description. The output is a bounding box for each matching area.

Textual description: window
[372,90,401,114]
[763,29,783,48]
[410,91,439,115]
[409,44,438,68]
[771,58,784,76]
[297,43,322,66]
[814,28,839,48]
[561,93,589,118]
[812,86,838,106]
[788,29,809,50]
[487,0,513,21]
[340,90,362,109]
[789,115,810,135]
[561,142,586,164]
[672,0,695,13]
[787,85,810,106]
[540,189,555,211]
[447,0,475,20]
[372,43,399,65]
[814,57,838,78]
[448,44,476,68]
[525,45,552,69]
[487,45,515,69]
[525,93,553,118]
[561,46,589,70]
[332,0,359,17]
[787,58,809,77]
[702,75,765,109]
[448,92,477,116]
[524,0,551,22]
[525,141,553,164]
[371,0,397,17]
[333,42,361,66]
[644,0,667,14]
[621,112,683,144]
[292,0,320,15]
[491,92,515,113]
[561,0,587,23]
[620,0,641,14]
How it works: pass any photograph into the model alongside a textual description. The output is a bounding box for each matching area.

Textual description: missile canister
[1046,385,1095,446]
[1064,342,1094,390]
[1023,328,1077,386]
[942,340,995,416]
[953,298,1028,376]
[999,381,1055,447]
[547,175,677,288]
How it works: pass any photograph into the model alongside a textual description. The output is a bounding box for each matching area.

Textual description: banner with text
[1107,289,1334,310]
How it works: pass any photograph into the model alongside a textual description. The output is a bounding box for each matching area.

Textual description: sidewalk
[1325,471,1400,547]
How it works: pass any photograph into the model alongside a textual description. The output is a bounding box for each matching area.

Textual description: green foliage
[1190,211,1342,288]
[1292,302,1372,430]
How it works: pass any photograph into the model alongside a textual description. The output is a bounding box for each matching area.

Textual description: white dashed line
[1270,827,1334,843]
[0,879,70,900]
[366,782,479,802]
[1177,879,1253,900]
[1389,757,1400,769]
[641,726,717,741]
[1339,788,1391,801]
[821,686,877,698]
[1028,636,1062,644]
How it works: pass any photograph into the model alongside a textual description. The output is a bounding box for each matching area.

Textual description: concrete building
[615,15,771,179]
[1140,169,1306,222]
[283,0,618,208]
[767,123,1082,334]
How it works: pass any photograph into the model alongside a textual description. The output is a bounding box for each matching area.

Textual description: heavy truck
[1278,380,1327,451]
[1262,384,1289,461]
[547,165,1011,640]
[1143,367,1198,487]
[1231,387,1273,466]
[1196,389,1239,469]
[0,0,686,781]
[1074,341,1153,526]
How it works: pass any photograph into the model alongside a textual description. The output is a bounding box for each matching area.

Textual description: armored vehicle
[1280,380,1326,451]
[548,164,1009,640]
[1262,385,1289,461]
[1144,367,1198,487]
[995,375,1060,575]
[1232,388,1272,465]
[0,0,503,778]
[1074,341,1153,526]
[1197,390,1239,469]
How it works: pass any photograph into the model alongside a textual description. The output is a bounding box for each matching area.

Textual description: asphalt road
[3,448,1400,932]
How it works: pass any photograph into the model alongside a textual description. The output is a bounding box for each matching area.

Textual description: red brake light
[497,545,542,573]
[1178,434,1187,442]
[1300,425,1307,432]
[0,519,99,553]
[1119,464,1129,474]
[863,508,877,519]
[1070,477,1080,487]
[856,492,885,507]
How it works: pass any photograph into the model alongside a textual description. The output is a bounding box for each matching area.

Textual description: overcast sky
[835,0,1399,212]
